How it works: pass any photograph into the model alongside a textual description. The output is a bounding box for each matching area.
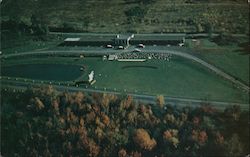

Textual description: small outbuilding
[108,54,118,61]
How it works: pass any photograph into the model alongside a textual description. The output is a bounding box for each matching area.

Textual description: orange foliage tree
[133,128,156,151]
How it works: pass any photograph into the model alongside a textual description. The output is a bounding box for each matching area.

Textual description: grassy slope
[188,39,249,84]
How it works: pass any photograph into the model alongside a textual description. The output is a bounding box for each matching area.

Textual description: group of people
[117,52,172,61]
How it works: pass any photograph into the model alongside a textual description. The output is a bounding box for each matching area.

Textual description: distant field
[188,38,249,84]
[2,56,249,103]
[1,33,61,54]
[1,0,249,33]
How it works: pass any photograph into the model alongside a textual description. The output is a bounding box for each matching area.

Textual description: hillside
[1,0,249,33]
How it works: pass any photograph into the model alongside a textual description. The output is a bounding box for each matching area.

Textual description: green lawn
[2,36,249,103]
[2,56,249,103]
[188,39,249,84]
[87,57,248,103]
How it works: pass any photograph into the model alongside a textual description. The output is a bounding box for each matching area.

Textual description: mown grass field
[2,56,249,103]
[187,38,249,84]
[2,34,249,103]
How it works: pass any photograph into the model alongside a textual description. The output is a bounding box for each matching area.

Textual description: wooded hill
[1,0,249,34]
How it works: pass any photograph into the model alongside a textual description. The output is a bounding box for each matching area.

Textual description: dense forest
[1,0,249,34]
[1,86,249,157]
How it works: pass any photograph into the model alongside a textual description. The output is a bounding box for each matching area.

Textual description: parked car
[138,43,145,48]
[118,46,124,49]
[106,44,113,48]
[179,43,184,47]
[133,48,141,52]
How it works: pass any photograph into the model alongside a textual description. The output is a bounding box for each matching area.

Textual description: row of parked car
[105,43,145,50]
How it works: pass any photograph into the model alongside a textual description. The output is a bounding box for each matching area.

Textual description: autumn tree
[118,148,127,157]
[130,151,142,157]
[120,95,133,110]
[224,134,243,157]
[30,97,45,111]
[2,86,248,157]
[73,92,85,105]
[101,112,110,126]
[133,128,156,151]
[101,93,117,113]
[156,95,165,108]
[192,130,208,145]
[163,129,179,148]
